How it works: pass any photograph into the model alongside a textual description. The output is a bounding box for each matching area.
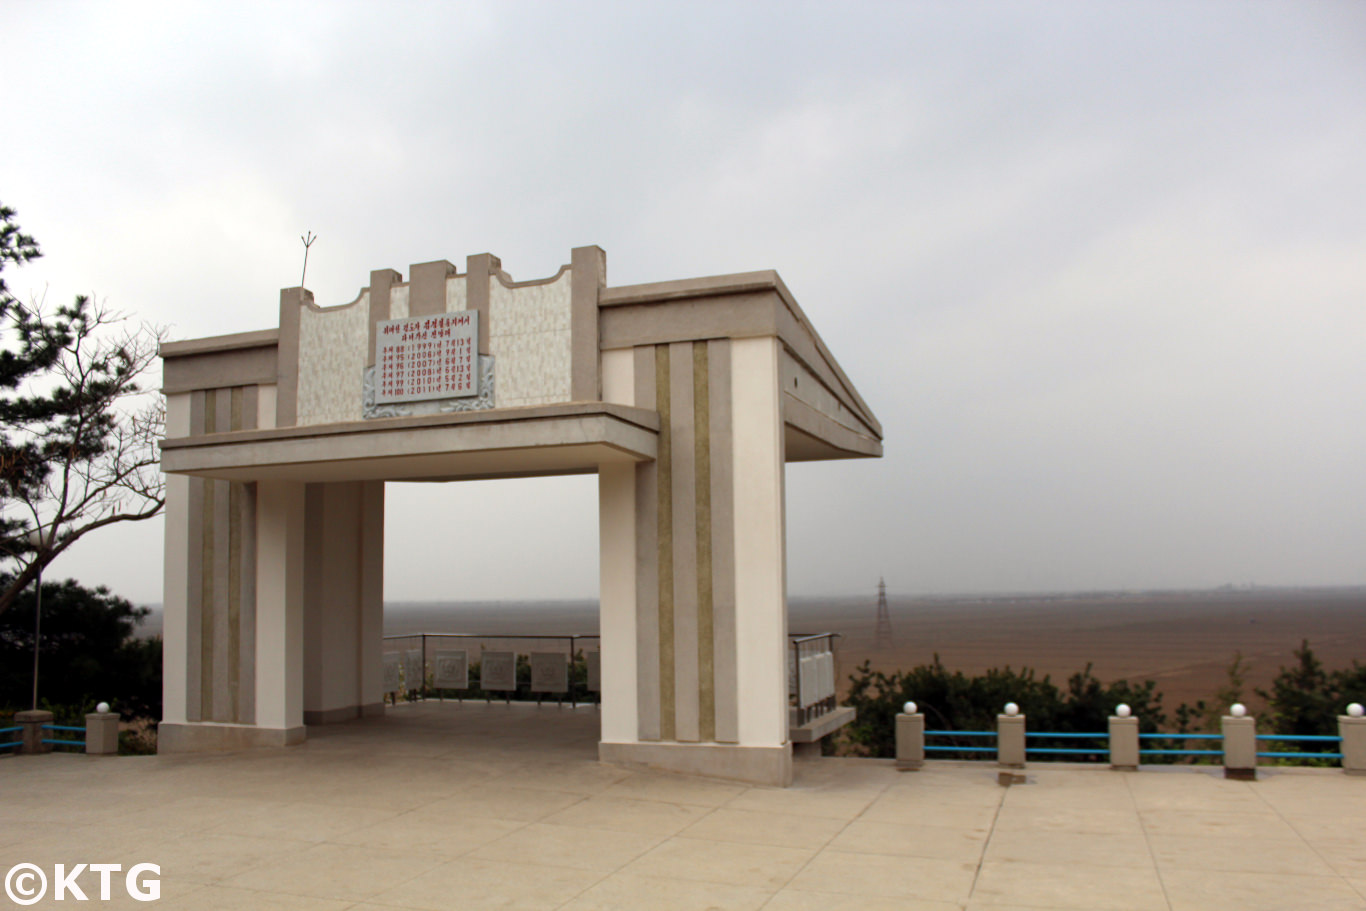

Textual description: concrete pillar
[1109,715,1139,771]
[85,712,120,755]
[1339,712,1366,776]
[303,481,385,725]
[896,711,925,770]
[599,461,639,745]
[15,709,53,754]
[254,480,306,743]
[1222,714,1257,780]
[998,713,1026,769]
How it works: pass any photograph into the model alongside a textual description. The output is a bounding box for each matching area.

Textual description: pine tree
[0,203,164,615]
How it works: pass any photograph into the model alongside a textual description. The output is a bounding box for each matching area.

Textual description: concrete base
[599,740,793,787]
[792,741,823,760]
[84,712,120,755]
[1224,767,1257,781]
[304,703,383,725]
[159,722,307,753]
[789,706,856,743]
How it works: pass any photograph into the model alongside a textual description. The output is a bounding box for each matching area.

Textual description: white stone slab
[529,652,568,693]
[405,649,424,691]
[586,650,602,693]
[382,652,401,694]
[480,650,516,691]
[433,649,469,689]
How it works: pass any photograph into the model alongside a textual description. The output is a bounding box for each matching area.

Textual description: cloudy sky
[3,1,1363,603]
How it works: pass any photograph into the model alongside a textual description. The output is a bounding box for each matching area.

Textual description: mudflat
[795,587,1366,711]
[386,587,1365,713]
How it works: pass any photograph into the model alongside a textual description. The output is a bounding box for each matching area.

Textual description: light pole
[25,529,44,712]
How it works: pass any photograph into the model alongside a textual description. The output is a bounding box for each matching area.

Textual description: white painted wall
[729,336,789,747]
[598,462,638,743]
[255,481,306,730]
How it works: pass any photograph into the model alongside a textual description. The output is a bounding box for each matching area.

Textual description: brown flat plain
[795,588,1366,711]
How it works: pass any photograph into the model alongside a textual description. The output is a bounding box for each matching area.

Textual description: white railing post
[1109,704,1139,771]
[998,703,1025,769]
[896,701,924,771]
[1340,704,1365,776]
[1221,703,1257,781]
[85,702,119,755]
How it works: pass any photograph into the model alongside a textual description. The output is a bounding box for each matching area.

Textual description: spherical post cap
[1348,703,1365,718]
[95,702,110,714]
[1116,704,1131,718]
[902,701,917,715]
[1230,703,1247,717]
[1004,702,1019,717]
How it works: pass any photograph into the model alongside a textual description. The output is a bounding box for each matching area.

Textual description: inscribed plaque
[585,650,602,692]
[433,649,469,689]
[404,649,424,691]
[382,653,401,694]
[529,652,568,693]
[480,650,516,691]
[375,311,479,404]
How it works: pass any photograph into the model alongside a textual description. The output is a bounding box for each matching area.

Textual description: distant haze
[4,2,1363,602]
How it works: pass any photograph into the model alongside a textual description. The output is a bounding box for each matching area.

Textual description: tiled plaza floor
[3,701,1365,909]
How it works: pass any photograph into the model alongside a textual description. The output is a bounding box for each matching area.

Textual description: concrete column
[254,481,306,742]
[1339,711,1365,776]
[85,712,119,755]
[730,337,788,751]
[15,710,53,754]
[1222,714,1257,780]
[161,471,192,726]
[1109,715,1139,771]
[357,481,386,716]
[896,711,925,770]
[998,713,1026,769]
[599,462,639,744]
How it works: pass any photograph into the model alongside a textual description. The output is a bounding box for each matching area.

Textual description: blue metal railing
[1138,732,1224,757]
[924,729,997,754]
[41,723,85,749]
[1256,733,1343,761]
[0,724,21,751]
[1025,731,1109,756]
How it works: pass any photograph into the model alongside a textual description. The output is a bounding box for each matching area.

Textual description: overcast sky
[3,1,1363,603]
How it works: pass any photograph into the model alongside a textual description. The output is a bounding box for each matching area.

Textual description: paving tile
[222,842,445,901]
[786,849,976,903]
[722,785,880,820]
[970,859,1168,910]
[620,836,814,889]
[826,819,988,863]
[1149,832,1337,876]
[468,821,663,872]
[157,883,353,910]
[369,857,603,911]
[598,773,747,808]
[679,807,848,849]
[1161,868,1366,911]
[331,809,526,855]
[542,794,712,836]
[982,828,1150,868]
[766,889,962,910]
[992,804,1145,836]
[1137,806,1297,838]
[557,871,773,910]
[136,832,314,885]
[424,784,586,822]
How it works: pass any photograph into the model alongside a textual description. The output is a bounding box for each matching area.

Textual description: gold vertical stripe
[656,344,675,741]
[693,341,715,741]
[227,482,242,722]
[200,479,215,720]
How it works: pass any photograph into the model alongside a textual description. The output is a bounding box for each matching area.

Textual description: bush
[0,576,161,720]
[838,656,1166,759]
